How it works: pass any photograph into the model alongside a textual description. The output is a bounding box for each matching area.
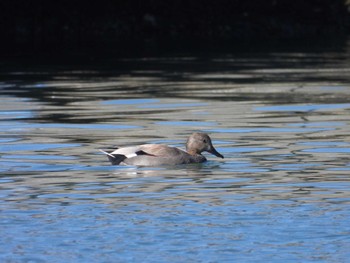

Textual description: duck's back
[112,144,206,166]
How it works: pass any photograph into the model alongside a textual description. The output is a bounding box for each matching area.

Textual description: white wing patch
[99,149,136,158]
[109,146,149,158]
[125,153,138,158]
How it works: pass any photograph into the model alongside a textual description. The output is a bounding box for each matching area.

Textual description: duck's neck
[187,149,199,156]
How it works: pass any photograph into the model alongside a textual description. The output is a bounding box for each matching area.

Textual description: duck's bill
[208,147,224,159]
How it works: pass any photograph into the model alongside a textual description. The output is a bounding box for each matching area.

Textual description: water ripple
[1,50,350,262]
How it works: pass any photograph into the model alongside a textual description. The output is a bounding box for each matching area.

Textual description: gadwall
[100,132,224,166]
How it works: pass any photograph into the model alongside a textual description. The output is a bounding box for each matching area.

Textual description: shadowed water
[1,43,350,262]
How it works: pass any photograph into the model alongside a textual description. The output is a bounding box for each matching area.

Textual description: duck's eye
[203,139,207,143]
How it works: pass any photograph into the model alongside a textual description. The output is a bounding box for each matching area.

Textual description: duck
[100,132,224,166]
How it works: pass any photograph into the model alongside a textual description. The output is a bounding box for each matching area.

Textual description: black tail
[99,149,126,165]
[107,154,127,165]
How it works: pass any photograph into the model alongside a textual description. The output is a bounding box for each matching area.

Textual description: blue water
[1,50,350,262]
[3,194,349,263]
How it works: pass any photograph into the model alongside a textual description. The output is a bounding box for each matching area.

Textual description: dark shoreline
[1,0,349,56]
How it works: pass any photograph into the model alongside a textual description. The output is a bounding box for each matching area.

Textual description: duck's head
[186,132,224,158]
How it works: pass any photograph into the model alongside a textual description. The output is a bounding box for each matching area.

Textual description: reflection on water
[1,44,350,262]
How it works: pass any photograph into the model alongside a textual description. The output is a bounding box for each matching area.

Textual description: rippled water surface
[1,44,350,262]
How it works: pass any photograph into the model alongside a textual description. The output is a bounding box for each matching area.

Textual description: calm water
[1,43,350,262]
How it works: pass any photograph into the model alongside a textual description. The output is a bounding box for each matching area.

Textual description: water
[1,43,350,262]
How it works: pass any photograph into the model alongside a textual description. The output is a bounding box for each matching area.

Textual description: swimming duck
[100,132,224,166]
